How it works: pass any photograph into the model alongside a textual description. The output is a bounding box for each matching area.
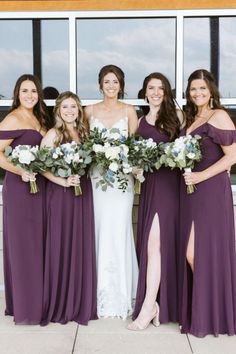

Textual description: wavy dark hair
[98,64,125,99]
[140,72,181,140]
[9,74,50,130]
[53,91,88,146]
[185,69,226,127]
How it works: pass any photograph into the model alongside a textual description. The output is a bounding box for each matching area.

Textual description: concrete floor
[1,292,236,354]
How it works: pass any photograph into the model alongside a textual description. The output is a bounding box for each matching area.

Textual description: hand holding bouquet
[158,134,202,194]
[5,144,46,193]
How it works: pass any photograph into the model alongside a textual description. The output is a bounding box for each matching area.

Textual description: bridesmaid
[41,91,97,325]
[0,74,49,324]
[180,69,236,336]
[128,72,182,330]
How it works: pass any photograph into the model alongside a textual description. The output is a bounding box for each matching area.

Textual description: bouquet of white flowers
[158,134,202,194]
[88,127,133,192]
[128,135,160,194]
[5,144,46,193]
[41,141,92,196]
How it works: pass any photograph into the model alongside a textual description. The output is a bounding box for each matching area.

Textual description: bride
[84,64,138,319]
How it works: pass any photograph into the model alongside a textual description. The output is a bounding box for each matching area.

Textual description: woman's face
[60,97,78,124]
[102,72,120,99]
[19,80,38,109]
[145,78,164,107]
[189,79,211,108]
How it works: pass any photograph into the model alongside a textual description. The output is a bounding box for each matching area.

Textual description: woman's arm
[0,114,30,177]
[127,104,138,135]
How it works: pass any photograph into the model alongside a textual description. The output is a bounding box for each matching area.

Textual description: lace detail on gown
[90,114,138,319]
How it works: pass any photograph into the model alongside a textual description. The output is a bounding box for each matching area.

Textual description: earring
[74,119,77,128]
[144,96,148,103]
[209,97,214,109]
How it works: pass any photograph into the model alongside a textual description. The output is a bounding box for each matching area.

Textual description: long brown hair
[98,64,125,99]
[141,72,181,140]
[185,69,226,127]
[9,74,50,130]
[53,91,88,146]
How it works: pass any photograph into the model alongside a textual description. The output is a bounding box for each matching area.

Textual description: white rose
[105,146,120,160]
[93,144,104,153]
[18,150,35,164]
[109,161,119,172]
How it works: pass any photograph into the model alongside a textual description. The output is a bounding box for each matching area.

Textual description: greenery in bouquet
[41,141,92,196]
[158,134,202,193]
[88,127,133,192]
[5,144,46,193]
[127,135,160,194]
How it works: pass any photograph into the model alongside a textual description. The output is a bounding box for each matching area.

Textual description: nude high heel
[127,302,159,331]
[152,302,160,327]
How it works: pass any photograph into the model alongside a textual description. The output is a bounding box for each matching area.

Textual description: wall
[0,0,236,11]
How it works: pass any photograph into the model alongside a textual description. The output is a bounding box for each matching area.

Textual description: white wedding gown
[90,115,138,319]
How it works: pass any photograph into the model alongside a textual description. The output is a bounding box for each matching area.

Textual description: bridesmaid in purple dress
[0,74,49,324]
[180,69,236,337]
[41,91,97,325]
[128,73,183,330]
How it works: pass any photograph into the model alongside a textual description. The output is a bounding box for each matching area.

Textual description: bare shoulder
[125,103,136,115]
[41,128,57,147]
[84,104,93,118]
[176,109,185,128]
[208,109,235,130]
[0,112,22,130]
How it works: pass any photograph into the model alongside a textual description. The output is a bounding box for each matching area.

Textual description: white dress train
[90,115,138,319]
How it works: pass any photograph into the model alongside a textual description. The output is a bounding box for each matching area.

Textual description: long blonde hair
[53,91,88,146]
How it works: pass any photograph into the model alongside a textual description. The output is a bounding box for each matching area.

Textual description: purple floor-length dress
[41,175,97,325]
[0,129,46,324]
[179,122,236,337]
[133,117,180,323]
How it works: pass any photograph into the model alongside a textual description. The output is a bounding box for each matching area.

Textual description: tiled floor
[1,292,236,354]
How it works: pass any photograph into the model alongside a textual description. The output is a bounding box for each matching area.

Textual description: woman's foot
[127,302,159,331]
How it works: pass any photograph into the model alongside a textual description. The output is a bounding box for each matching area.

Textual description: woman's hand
[132,167,144,178]
[183,170,205,186]
[21,171,36,183]
[65,175,80,187]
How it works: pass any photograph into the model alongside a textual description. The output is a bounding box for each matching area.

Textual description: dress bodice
[90,116,129,138]
[137,116,171,143]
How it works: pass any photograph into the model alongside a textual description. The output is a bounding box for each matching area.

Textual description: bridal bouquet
[158,134,202,194]
[88,127,133,192]
[5,144,46,193]
[41,141,92,196]
[127,135,160,194]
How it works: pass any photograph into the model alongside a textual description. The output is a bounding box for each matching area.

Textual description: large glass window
[184,16,236,99]
[0,20,33,99]
[76,18,176,99]
[0,19,69,100]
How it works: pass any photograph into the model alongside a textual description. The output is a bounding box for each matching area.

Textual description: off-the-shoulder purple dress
[41,176,97,325]
[179,123,236,337]
[0,129,46,324]
[133,117,180,323]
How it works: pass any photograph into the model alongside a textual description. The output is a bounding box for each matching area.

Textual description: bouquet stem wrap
[184,168,196,194]
[74,183,82,196]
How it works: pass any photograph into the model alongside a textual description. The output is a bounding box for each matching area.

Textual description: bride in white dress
[84,65,139,319]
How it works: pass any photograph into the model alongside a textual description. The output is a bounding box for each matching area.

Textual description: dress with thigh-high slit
[179,122,236,337]
[89,110,138,319]
[132,117,180,323]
